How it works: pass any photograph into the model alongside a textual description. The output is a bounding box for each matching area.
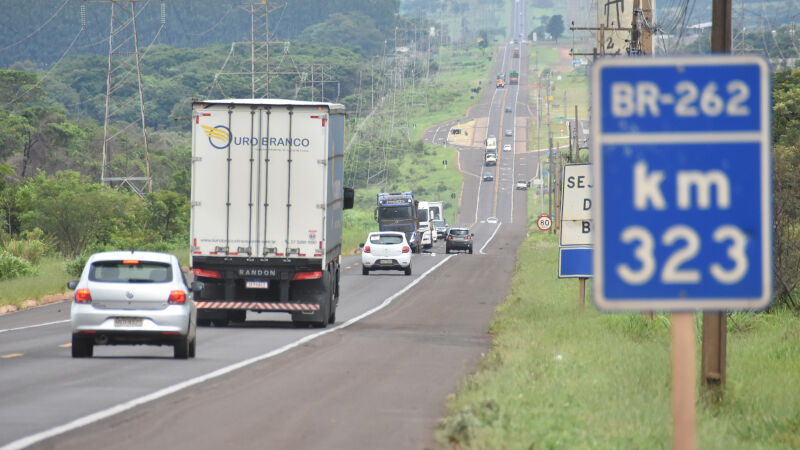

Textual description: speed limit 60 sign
[591,56,772,311]
[537,214,552,231]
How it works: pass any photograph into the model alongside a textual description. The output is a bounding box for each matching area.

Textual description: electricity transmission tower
[209,1,308,99]
[84,0,164,195]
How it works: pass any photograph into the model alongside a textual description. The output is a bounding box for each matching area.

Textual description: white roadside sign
[560,163,592,246]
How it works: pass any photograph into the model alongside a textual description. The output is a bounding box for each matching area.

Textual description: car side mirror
[343,187,355,210]
[359,243,365,248]
[471,233,475,237]
[191,281,204,295]
[67,280,78,290]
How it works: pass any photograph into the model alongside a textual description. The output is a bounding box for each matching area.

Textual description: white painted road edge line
[0,320,70,334]
[1,255,455,450]
[479,222,503,255]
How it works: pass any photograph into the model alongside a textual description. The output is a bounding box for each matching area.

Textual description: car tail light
[74,289,92,303]
[467,235,472,239]
[122,260,140,265]
[363,245,371,253]
[402,246,410,253]
[293,271,322,280]
[193,268,222,279]
[447,236,452,240]
[168,290,186,305]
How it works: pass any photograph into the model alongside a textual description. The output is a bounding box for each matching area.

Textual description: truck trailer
[190,99,354,328]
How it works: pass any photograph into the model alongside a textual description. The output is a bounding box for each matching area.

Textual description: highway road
[0,3,534,449]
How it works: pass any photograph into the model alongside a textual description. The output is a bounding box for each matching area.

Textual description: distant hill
[0,0,399,68]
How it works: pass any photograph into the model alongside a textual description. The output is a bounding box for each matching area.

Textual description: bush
[3,239,47,265]
[64,254,88,278]
[0,251,35,280]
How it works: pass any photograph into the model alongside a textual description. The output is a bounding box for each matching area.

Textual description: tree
[546,15,564,42]
[16,171,146,256]
[300,12,384,57]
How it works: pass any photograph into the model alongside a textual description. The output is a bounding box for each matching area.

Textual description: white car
[503,144,512,152]
[516,180,529,190]
[487,217,499,224]
[361,232,412,276]
[68,251,197,359]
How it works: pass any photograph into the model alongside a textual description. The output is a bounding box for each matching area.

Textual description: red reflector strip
[193,268,222,279]
[276,253,284,256]
[194,301,320,311]
[193,251,202,255]
[161,331,180,335]
[78,330,97,334]
[298,253,306,257]
[310,115,319,118]
[313,254,322,257]
[210,251,218,255]
[229,252,238,256]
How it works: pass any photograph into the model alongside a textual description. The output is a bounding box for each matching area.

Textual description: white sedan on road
[361,232,412,276]
[503,144,512,152]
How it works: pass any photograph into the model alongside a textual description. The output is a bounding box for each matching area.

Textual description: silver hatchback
[68,251,197,359]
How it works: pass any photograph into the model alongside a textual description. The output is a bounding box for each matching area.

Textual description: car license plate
[246,280,269,289]
[115,317,143,327]
[379,259,393,264]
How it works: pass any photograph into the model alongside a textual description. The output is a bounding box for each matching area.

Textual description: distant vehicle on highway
[486,217,499,224]
[516,180,529,190]
[505,106,513,113]
[433,219,448,239]
[445,227,474,254]
[68,251,197,359]
[361,232,412,276]
[485,153,497,166]
[483,172,494,181]
[503,144,512,152]
[504,129,513,136]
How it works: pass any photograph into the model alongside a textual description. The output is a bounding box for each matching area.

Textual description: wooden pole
[579,277,585,312]
[672,313,696,450]
[702,0,731,394]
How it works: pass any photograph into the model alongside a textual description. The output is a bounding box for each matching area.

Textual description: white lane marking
[479,222,503,255]
[0,320,70,334]
[1,255,455,450]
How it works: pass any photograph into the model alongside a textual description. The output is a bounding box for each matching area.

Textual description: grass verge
[435,232,800,449]
[0,257,72,310]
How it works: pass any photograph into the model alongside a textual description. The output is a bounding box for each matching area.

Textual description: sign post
[591,55,772,449]
[559,163,593,310]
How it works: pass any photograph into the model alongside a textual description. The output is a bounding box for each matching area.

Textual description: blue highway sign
[591,56,772,311]
[559,246,592,278]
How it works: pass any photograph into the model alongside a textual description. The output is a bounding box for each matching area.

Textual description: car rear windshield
[89,261,173,283]
[370,234,404,245]
[450,229,469,236]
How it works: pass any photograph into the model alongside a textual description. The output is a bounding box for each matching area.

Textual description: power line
[0,0,72,53]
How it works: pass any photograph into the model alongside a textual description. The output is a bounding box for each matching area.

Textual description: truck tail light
[75,289,92,303]
[363,245,371,253]
[402,246,410,253]
[467,235,472,239]
[447,236,452,240]
[168,290,186,305]
[293,271,322,280]
[193,268,222,279]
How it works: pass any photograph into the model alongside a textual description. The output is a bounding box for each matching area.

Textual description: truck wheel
[469,247,473,254]
[229,310,247,324]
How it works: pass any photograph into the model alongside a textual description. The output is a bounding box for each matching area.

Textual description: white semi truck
[190,99,354,328]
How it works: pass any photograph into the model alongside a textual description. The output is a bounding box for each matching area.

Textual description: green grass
[435,232,800,449]
[0,257,72,307]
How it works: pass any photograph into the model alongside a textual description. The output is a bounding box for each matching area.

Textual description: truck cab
[376,192,420,253]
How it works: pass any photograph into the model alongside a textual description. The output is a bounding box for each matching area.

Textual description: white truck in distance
[417,201,437,249]
[190,99,354,328]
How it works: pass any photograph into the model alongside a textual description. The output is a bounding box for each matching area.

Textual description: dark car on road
[483,172,494,181]
[445,227,474,254]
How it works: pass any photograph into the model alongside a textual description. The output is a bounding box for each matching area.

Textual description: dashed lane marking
[1,353,23,359]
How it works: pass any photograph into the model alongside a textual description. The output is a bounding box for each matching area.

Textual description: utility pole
[85,0,163,195]
[702,0,732,396]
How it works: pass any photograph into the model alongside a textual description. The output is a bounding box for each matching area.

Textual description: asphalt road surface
[0,4,534,449]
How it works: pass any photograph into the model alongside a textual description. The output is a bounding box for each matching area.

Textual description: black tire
[468,247,473,254]
[445,247,450,254]
[404,266,412,276]
[174,334,190,359]
[71,335,93,358]
[188,336,196,358]
[362,267,369,275]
